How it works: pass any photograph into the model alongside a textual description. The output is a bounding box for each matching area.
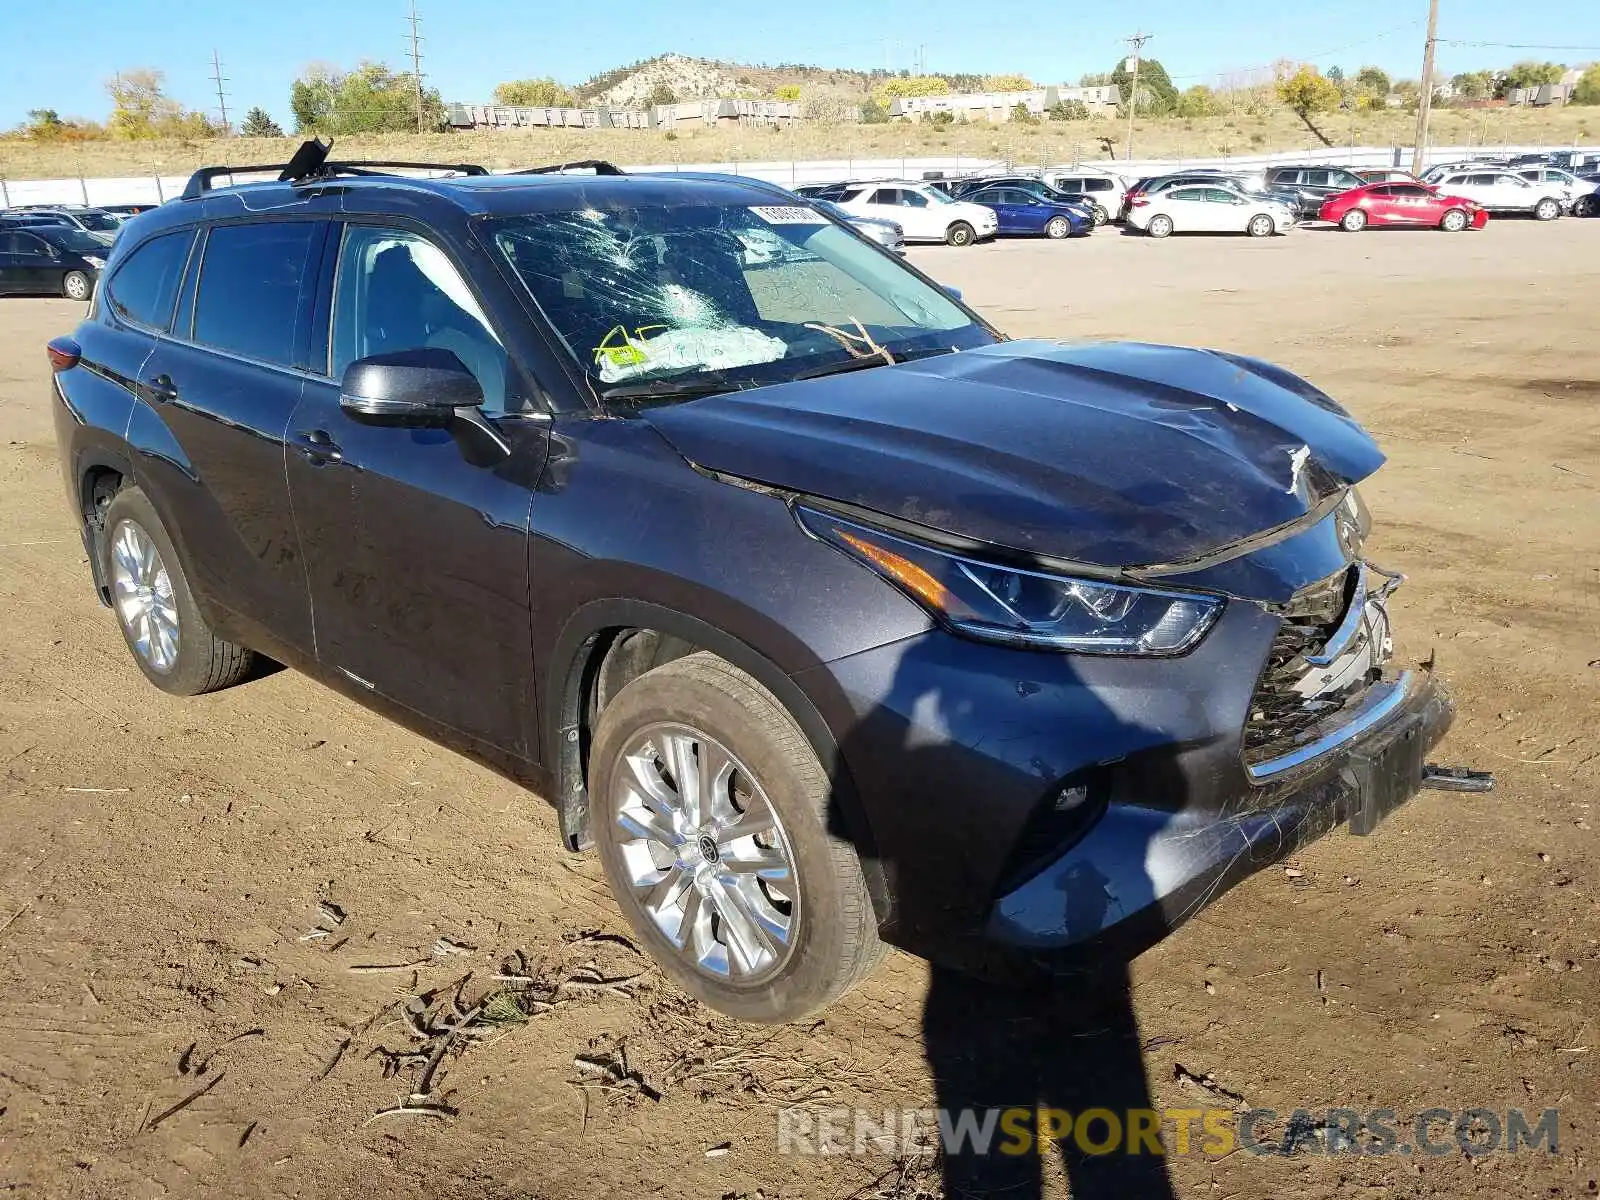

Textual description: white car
[1040,170,1129,224]
[1127,184,1296,238]
[1432,171,1566,220]
[830,181,998,246]
[1515,167,1598,216]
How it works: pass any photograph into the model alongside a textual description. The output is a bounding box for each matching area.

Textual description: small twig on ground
[143,1070,226,1132]
[0,905,29,939]
[347,958,432,974]
[309,1037,351,1086]
[363,1101,456,1125]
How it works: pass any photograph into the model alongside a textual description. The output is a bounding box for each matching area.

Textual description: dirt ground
[0,216,1597,1199]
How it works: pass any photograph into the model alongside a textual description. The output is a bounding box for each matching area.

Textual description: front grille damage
[1242,562,1399,767]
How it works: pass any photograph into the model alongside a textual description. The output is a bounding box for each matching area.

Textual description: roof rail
[181,138,489,200]
[508,160,625,176]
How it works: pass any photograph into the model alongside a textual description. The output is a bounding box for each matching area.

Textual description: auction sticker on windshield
[748,206,829,225]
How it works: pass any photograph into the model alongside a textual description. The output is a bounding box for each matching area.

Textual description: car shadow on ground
[824,635,1182,1199]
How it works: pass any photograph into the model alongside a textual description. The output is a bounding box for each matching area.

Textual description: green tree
[1010,102,1039,125]
[1175,85,1223,117]
[1109,57,1176,115]
[773,84,801,102]
[859,98,890,124]
[1276,65,1342,116]
[1496,60,1565,98]
[1326,65,1345,85]
[106,68,216,139]
[1047,99,1089,121]
[1572,64,1600,105]
[290,62,445,134]
[21,108,66,139]
[984,73,1034,92]
[870,75,950,107]
[239,107,284,137]
[1450,70,1496,100]
[1353,65,1391,102]
[644,83,678,108]
[1079,71,1112,87]
[492,78,575,107]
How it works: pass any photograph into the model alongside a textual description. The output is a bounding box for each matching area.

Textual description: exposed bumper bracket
[1420,764,1495,793]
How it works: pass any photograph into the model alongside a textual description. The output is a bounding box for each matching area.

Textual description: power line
[211,49,231,135]
[1439,40,1600,52]
[407,1,425,133]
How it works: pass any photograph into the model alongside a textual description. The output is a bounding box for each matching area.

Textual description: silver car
[817,200,906,255]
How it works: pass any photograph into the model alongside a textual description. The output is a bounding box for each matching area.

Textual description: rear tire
[1340,210,1368,232]
[1091,204,1109,226]
[1440,208,1469,232]
[1533,197,1561,221]
[946,221,975,247]
[62,271,91,301]
[1247,214,1275,238]
[1145,214,1173,239]
[1044,216,1071,240]
[589,652,885,1023]
[100,487,255,696]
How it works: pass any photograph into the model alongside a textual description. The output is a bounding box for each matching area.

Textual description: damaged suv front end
[642,338,1463,976]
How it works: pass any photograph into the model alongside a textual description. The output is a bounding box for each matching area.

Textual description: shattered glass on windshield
[486,201,990,396]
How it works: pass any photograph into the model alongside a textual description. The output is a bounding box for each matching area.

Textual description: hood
[644,339,1384,569]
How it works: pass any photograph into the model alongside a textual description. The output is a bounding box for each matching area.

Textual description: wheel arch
[545,598,891,923]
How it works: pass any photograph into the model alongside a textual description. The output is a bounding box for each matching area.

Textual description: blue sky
[4,0,1597,128]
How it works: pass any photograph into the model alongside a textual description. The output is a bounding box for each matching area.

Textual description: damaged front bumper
[986,668,1455,969]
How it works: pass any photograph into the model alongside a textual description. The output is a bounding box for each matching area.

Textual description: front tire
[946,221,975,247]
[1145,214,1173,238]
[1534,198,1561,221]
[1574,194,1597,218]
[589,652,884,1023]
[62,271,91,301]
[1090,204,1109,227]
[1340,209,1368,232]
[1044,215,1071,240]
[1247,214,1275,238]
[101,487,255,695]
[1440,208,1469,232]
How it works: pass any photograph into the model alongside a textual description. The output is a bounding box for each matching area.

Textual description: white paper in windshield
[748,205,829,225]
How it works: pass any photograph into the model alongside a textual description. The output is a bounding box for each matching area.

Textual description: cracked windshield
[487,200,996,398]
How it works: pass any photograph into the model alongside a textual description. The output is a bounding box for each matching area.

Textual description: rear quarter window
[192,222,321,367]
[105,229,194,332]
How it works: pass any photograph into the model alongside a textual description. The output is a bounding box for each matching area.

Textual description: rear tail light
[46,337,80,372]
[1130,196,1150,207]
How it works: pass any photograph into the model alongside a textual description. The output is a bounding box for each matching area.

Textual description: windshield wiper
[791,345,956,382]
[599,374,747,404]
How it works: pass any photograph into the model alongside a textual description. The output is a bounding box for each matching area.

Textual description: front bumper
[987,669,1452,971]
[796,585,1456,978]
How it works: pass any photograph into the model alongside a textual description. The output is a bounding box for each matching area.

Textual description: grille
[1242,565,1379,765]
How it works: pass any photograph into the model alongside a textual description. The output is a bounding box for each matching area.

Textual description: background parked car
[1120,172,1299,220]
[829,180,998,246]
[1515,167,1598,216]
[1420,160,1507,184]
[1262,165,1369,216]
[960,186,1092,239]
[814,200,906,255]
[1356,168,1424,185]
[947,175,1100,223]
[1319,182,1487,232]
[1430,170,1566,220]
[9,206,121,242]
[0,225,105,298]
[1041,171,1129,224]
[1128,184,1296,238]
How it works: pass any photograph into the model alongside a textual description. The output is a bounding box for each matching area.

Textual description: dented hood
[644,339,1385,568]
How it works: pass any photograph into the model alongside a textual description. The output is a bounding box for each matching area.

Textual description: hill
[573,54,900,107]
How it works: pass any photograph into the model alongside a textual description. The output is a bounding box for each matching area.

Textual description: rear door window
[105,229,194,331]
[192,221,322,367]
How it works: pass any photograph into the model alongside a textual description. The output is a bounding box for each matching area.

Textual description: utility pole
[210,50,231,136]
[1410,0,1440,176]
[408,0,426,133]
[1123,31,1152,162]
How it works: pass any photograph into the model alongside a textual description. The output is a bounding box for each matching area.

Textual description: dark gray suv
[46,143,1474,1021]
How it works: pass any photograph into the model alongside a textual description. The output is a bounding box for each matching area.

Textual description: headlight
[84,256,105,268]
[797,508,1223,655]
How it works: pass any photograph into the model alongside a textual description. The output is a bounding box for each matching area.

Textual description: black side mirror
[339,348,483,427]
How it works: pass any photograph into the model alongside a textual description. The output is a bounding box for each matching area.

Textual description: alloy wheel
[612,724,799,983]
[64,272,90,301]
[110,519,179,673]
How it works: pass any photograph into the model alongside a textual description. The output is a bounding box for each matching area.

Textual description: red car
[1319,182,1489,232]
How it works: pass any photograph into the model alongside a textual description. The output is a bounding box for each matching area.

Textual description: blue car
[963,185,1093,239]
